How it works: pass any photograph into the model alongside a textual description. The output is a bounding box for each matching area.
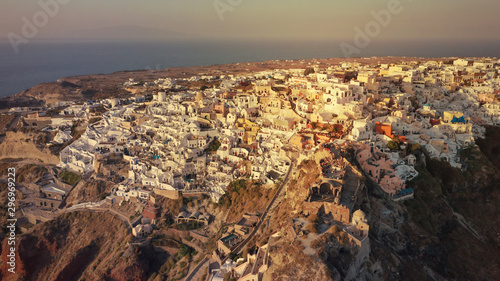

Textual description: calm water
[1,39,499,98]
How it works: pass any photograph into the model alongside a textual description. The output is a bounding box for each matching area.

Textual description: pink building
[356,144,405,195]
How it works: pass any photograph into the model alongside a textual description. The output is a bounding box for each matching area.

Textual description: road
[232,158,296,255]
[184,257,209,281]
[61,204,133,230]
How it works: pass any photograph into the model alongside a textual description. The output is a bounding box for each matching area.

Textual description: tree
[178,244,194,258]
[411,143,421,151]
[387,141,400,151]
[207,139,221,152]
[304,68,315,76]
[228,252,239,261]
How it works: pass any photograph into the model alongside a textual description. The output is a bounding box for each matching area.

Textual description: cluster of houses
[210,232,278,281]
[45,57,498,206]
[8,57,498,281]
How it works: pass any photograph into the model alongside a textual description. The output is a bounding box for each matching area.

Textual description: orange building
[375,122,405,142]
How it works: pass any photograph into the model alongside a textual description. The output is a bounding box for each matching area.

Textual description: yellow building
[443,111,469,124]
[236,118,260,144]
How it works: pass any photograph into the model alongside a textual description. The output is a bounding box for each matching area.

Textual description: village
[8,57,500,280]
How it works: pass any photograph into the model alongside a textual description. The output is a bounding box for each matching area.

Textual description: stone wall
[163,228,209,244]
[303,202,350,224]
[190,231,210,243]
[154,189,179,200]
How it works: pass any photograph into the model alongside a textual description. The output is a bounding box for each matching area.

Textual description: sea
[1,38,500,99]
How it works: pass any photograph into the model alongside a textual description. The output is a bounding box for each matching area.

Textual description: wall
[303,202,350,224]
[154,189,179,200]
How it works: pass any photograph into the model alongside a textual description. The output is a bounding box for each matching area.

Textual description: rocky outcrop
[356,133,500,281]
[264,128,500,281]
[0,131,59,164]
[65,179,112,205]
[0,211,167,281]
[263,241,335,281]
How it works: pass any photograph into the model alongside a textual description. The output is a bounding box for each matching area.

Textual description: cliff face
[263,128,500,281]
[355,126,500,281]
[264,241,336,281]
[0,211,165,281]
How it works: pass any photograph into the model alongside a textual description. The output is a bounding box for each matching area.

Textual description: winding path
[184,158,296,281]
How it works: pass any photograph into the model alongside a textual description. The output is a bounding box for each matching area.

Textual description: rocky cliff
[260,127,500,281]
[0,211,167,281]
[356,127,500,281]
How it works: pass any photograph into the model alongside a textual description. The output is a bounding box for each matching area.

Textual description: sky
[1,0,499,42]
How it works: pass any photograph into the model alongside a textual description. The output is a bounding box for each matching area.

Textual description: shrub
[99,192,110,200]
[223,273,237,281]
[58,170,81,185]
[387,140,400,151]
[178,244,194,258]
[176,221,203,231]
[411,143,421,151]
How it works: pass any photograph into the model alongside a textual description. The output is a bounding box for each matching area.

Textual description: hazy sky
[1,0,499,42]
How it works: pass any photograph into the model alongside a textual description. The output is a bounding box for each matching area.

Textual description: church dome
[196,92,206,102]
[352,209,366,223]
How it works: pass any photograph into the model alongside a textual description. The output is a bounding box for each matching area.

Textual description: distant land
[1,38,500,99]
[1,56,440,108]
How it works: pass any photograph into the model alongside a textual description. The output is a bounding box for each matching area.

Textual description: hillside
[253,128,500,281]
[0,211,169,281]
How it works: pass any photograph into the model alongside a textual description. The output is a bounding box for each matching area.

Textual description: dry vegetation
[217,179,278,223]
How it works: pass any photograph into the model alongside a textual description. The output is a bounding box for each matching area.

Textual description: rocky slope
[0,131,59,164]
[0,211,168,281]
[257,127,500,281]
[356,126,500,281]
